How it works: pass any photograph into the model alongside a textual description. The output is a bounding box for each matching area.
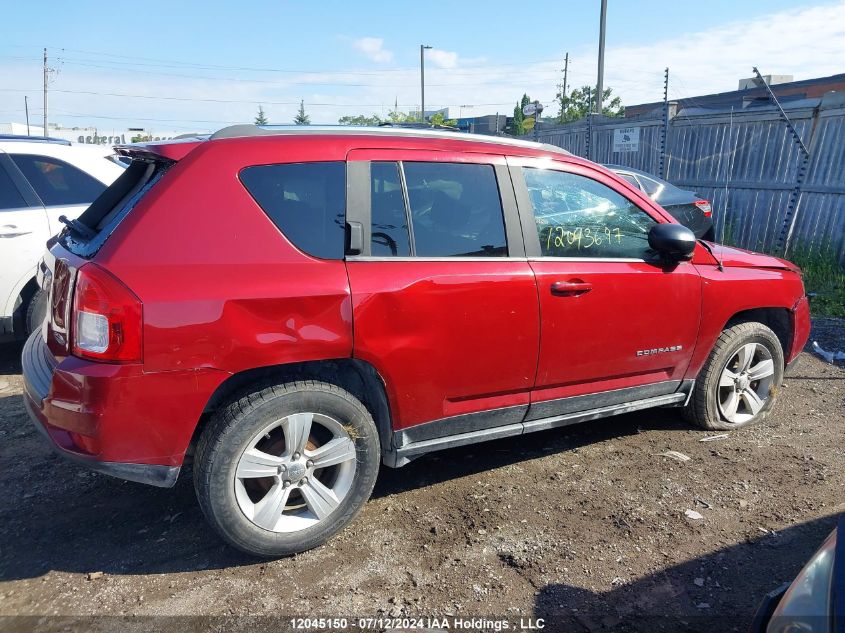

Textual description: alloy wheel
[717,342,775,424]
[234,412,357,533]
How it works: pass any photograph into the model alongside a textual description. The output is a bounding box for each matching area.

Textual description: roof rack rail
[207,124,571,156]
[0,134,72,146]
[377,122,460,131]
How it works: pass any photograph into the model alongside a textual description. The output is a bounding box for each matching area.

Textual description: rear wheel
[684,322,783,431]
[24,289,48,336]
[194,380,380,557]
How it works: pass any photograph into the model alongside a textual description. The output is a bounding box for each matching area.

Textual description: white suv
[0,136,124,339]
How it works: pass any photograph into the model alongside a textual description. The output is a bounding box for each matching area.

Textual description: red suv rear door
[345,149,539,440]
[508,157,701,421]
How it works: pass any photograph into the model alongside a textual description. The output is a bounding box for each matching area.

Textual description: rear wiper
[58,215,96,240]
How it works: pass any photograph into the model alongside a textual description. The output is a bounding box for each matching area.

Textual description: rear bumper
[23,393,179,487]
[21,331,224,487]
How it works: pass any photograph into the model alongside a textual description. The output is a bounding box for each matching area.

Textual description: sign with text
[613,127,640,152]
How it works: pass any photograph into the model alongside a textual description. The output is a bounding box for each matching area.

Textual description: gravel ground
[0,321,843,633]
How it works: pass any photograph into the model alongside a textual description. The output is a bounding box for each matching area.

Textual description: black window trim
[345,156,526,260]
[509,160,667,262]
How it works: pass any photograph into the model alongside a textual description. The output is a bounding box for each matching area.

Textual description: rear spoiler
[114,138,205,162]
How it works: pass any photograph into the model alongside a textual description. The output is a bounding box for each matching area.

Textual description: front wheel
[684,322,784,431]
[194,381,380,557]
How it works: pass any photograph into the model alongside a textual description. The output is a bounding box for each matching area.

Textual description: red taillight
[694,200,712,217]
[47,258,73,356]
[71,264,142,363]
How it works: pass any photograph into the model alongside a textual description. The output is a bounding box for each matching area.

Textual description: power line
[1,46,572,77]
[0,87,525,109]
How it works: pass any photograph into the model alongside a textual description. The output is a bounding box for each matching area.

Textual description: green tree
[338,114,382,126]
[254,105,269,125]
[429,112,458,127]
[294,100,311,125]
[510,93,532,136]
[556,85,624,123]
[386,109,414,123]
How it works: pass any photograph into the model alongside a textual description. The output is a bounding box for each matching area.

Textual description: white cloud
[352,37,393,63]
[426,49,459,69]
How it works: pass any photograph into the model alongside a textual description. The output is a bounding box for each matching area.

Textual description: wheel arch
[724,307,792,361]
[188,358,395,465]
[687,306,793,381]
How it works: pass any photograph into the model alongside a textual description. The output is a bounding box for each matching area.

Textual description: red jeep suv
[22,125,810,557]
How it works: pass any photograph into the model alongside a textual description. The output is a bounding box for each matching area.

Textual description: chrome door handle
[0,224,32,238]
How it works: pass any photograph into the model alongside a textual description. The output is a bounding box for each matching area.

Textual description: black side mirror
[648,224,696,261]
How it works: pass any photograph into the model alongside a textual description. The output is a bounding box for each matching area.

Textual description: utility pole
[562,52,569,108]
[420,44,432,123]
[42,48,48,135]
[25,96,30,136]
[595,0,607,115]
[556,52,569,122]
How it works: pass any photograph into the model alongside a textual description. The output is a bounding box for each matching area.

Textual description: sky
[2,0,845,133]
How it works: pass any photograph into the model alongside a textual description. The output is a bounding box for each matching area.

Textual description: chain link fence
[529,92,845,263]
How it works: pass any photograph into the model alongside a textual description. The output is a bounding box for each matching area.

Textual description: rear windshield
[60,158,171,257]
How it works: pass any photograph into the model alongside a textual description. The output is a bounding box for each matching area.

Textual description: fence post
[753,68,811,255]
[586,87,593,161]
[660,67,669,179]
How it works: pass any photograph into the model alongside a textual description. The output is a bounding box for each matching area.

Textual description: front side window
[524,167,656,259]
[403,162,507,257]
[240,162,346,260]
[10,154,106,206]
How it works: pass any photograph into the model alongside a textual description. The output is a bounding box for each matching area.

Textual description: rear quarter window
[239,162,346,260]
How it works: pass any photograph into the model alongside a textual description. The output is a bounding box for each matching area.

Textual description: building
[0,123,196,144]
[454,114,508,135]
[625,72,845,119]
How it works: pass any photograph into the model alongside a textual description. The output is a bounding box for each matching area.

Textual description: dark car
[606,164,715,240]
[751,515,843,632]
[23,125,809,557]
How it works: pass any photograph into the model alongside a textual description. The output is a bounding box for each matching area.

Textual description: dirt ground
[1,321,843,633]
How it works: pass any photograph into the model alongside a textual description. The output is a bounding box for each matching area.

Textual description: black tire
[702,226,716,242]
[194,380,380,557]
[25,289,49,336]
[684,322,784,431]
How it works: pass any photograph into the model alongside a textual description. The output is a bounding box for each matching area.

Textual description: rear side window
[0,165,27,210]
[370,162,411,257]
[240,162,345,260]
[617,173,640,189]
[403,162,507,257]
[10,154,106,206]
[637,175,663,197]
